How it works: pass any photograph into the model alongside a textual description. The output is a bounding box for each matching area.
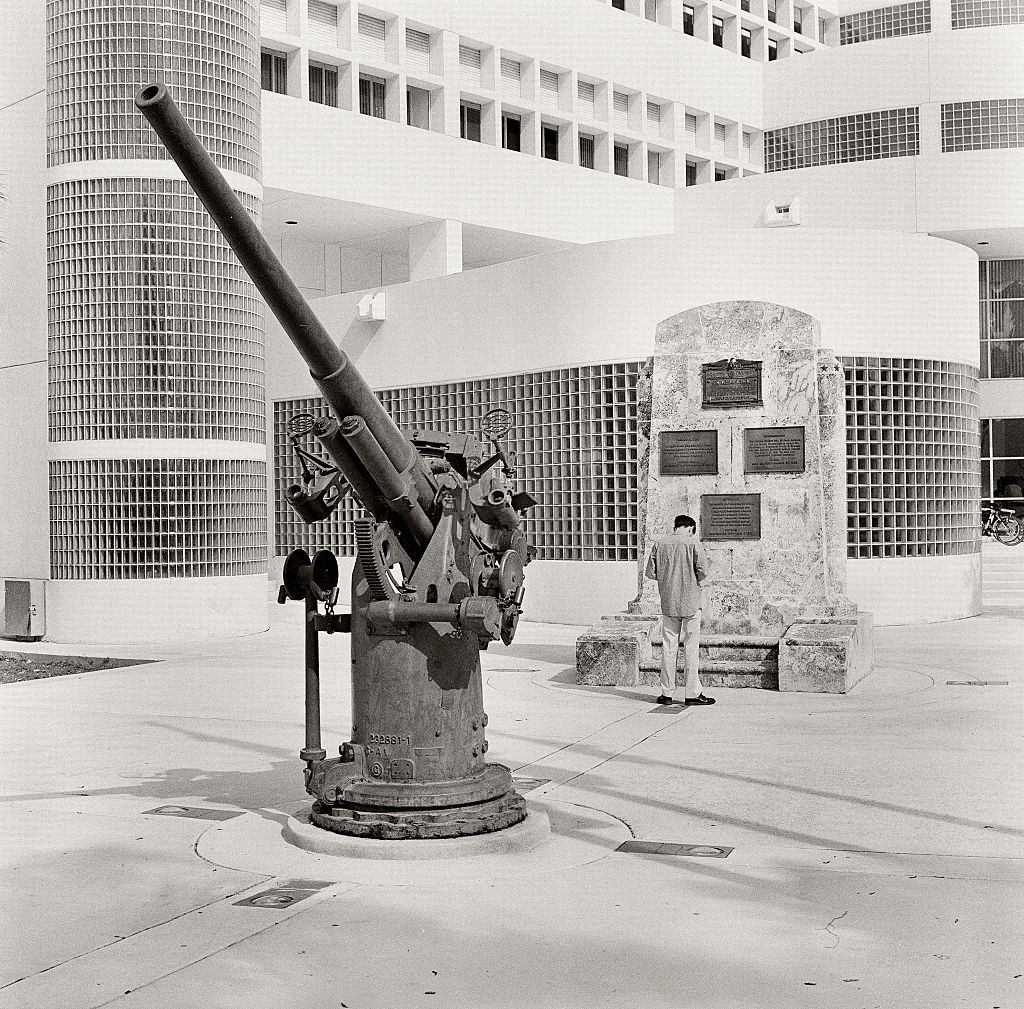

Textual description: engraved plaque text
[700,494,761,541]
[744,426,806,474]
[660,430,718,476]
[702,359,763,408]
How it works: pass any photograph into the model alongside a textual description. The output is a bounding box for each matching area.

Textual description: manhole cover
[616,840,733,858]
[142,805,243,821]
[234,879,333,909]
[946,680,1009,686]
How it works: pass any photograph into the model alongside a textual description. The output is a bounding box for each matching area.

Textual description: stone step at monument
[650,634,779,664]
[639,658,779,690]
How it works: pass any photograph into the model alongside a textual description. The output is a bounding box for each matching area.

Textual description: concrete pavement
[1,594,1022,1008]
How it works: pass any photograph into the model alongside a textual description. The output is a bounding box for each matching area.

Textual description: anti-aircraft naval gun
[135,83,534,839]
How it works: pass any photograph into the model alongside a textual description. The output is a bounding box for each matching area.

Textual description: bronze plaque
[744,426,806,474]
[660,430,718,476]
[700,494,761,541]
[702,359,763,408]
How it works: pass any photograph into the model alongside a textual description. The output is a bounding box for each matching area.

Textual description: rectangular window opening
[359,75,387,118]
[461,101,482,142]
[502,112,521,151]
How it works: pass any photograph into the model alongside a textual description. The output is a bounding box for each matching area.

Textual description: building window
[539,69,560,109]
[713,120,727,156]
[767,0,777,22]
[942,98,1024,153]
[647,149,661,184]
[685,112,698,145]
[501,57,523,98]
[613,91,629,129]
[614,142,629,176]
[542,124,559,160]
[261,49,288,94]
[713,16,725,45]
[579,133,596,168]
[819,16,828,40]
[953,0,1024,28]
[406,28,431,73]
[407,86,430,129]
[461,101,482,142]
[741,0,750,9]
[767,37,778,60]
[683,4,695,34]
[459,44,483,88]
[646,101,662,134]
[685,160,698,186]
[308,0,338,48]
[741,27,752,56]
[646,0,660,19]
[578,79,596,119]
[793,6,804,33]
[983,419,1024,515]
[612,0,626,8]
[308,62,338,107]
[742,129,753,160]
[359,75,386,118]
[840,1,931,44]
[502,112,521,151]
[765,107,920,171]
[980,260,1024,379]
[357,12,387,61]
[715,167,727,181]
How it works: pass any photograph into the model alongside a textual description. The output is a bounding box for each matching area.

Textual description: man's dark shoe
[685,694,716,705]
[656,694,675,705]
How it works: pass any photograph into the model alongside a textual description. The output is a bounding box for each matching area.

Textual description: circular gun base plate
[310,788,527,840]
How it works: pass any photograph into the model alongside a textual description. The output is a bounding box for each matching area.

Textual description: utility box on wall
[2,579,46,641]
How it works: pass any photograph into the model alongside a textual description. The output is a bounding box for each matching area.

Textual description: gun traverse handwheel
[481,407,513,440]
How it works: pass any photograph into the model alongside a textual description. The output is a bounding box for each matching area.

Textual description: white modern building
[0,0,1020,640]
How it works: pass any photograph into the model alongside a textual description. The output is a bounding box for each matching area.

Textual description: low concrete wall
[45,575,270,643]
[273,552,984,627]
[847,553,982,625]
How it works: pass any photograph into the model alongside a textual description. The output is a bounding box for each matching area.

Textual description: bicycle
[981,502,1024,545]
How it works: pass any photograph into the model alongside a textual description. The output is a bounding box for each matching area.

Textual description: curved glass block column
[45,0,267,641]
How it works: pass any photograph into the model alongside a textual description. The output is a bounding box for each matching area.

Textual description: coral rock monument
[577,301,873,693]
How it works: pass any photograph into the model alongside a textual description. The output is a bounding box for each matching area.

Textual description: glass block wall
[941,98,1024,152]
[275,358,980,563]
[50,459,267,579]
[765,108,919,172]
[274,363,644,562]
[980,260,1024,379]
[841,358,980,559]
[47,0,262,175]
[45,1,266,583]
[47,178,265,442]
[839,2,931,44]
[951,0,1024,27]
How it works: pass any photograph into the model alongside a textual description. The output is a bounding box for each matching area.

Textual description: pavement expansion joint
[195,797,630,886]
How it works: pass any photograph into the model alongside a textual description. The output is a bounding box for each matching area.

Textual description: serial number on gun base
[369,733,411,746]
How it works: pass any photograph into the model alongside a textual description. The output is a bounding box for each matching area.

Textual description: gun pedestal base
[310,764,526,840]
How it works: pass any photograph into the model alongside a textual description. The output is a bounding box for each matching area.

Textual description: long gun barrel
[134,82,434,555]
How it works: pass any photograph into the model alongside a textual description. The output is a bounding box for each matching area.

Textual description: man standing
[645,514,713,706]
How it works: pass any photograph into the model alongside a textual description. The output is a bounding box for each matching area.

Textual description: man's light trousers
[660,610,702,698]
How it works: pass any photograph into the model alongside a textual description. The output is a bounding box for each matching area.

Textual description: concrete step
[651,634,779,663]
[639,658,778,690]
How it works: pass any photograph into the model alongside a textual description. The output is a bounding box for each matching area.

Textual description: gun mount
[135,83,534,839]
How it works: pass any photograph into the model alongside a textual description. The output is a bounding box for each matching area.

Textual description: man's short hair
[674,514,696,531]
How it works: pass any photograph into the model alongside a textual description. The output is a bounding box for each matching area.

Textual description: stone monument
[577,301,873,693]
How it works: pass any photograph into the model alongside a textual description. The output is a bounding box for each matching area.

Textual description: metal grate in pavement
[142,805,243,821]
[617,840,733,858]
[946,680,1009,686]
[512,776,550,793]
[234,880,333,909]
